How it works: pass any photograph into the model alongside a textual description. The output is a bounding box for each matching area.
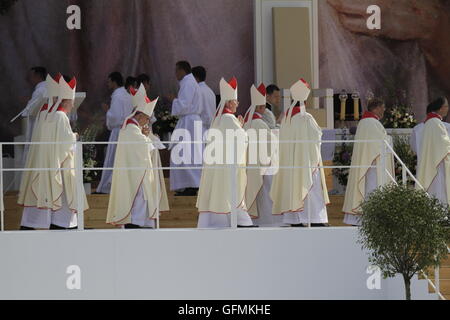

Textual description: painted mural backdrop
[1,0,449,147]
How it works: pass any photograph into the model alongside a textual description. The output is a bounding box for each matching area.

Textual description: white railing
[0,138,447,299]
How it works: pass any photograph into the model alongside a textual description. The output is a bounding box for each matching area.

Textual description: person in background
[125,76,138,94]
[19,67,48,160]
[167,61,204,196]
[264,84,280,128]
[192,66,217,131]
[96,72,133,194]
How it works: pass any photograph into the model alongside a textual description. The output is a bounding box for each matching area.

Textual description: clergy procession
[10,62,450,231]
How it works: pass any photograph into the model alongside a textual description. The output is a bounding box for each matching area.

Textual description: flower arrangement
[377,78,417,129]
[383,105,417,129]
[78,125,101,183]
[152,97,178,136]
[332,133,354,187]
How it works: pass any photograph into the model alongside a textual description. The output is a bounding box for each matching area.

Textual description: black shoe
[124,223,142,229]
[50,224,67,230]
[175,188,198,196]
[290,224,306,227]
[238,225,259,228]
[310,223,330,227]
[20,226,35,231]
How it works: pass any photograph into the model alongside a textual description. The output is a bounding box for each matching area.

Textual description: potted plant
[359,184,450,300]
[392,135,417,185]
[332,130,353,193]
[78,126,100,195]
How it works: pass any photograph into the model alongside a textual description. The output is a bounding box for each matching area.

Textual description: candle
[353,98,360,120]
[339,90,348,121]
[352,91,360,120]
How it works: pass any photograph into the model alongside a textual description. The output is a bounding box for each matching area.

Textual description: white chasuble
[416,117,450,206]
[342,114,394,222]
[270,107,329,224]
[106,122,159,225]
[244,115,279,225]
[196,113,252,228]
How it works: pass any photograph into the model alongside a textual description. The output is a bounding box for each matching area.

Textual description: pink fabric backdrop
[0,0,254,143]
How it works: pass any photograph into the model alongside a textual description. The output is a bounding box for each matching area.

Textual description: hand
[327,0,442,41]
[142,126,150,137]
[237,115,244,126]
[101,103,109,112]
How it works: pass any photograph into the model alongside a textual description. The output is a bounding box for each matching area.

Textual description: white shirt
[171,73,202,117]
[106,87,133,130]
[22,81,47,117]
[198,81,217,129]
[262,107,277,129]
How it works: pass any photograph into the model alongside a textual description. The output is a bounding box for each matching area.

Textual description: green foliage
[392,135,417,184]
[359,184,450,298]
[78,126,101,183]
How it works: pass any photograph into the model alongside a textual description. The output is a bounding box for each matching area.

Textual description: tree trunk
[403,275,412,300]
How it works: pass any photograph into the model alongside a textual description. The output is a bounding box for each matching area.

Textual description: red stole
[424,112,442,123]
[126,118,139,127]
[361,111,380,120]
[40,104,49,112]
[244,112,262,123]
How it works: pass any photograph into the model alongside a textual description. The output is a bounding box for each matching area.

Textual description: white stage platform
[0,227,436,300]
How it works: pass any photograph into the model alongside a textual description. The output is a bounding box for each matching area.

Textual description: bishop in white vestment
[22,76,89,229]
[342,100,395,226]
[18,74,59,229]
[106,84,166,228]
[270,79,329,227]
[416,97,450,206]
[243,84,281,227]
[196,77,253,228]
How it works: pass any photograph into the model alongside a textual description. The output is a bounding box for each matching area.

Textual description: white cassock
[96,87,133,194]
[410,123,424,161]
[21,81,47,161]
[416,116,450,206]
[198,81,217,131]
[170,73,204,191]
[342,113,394,226]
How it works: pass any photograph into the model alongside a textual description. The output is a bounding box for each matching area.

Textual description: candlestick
[339,90,348,121]
[352,91,360,120]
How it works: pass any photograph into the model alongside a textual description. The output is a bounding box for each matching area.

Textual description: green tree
[358,184,450,300]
